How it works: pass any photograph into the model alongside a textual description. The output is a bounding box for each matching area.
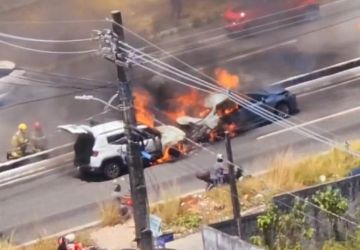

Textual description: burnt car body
[176,86,298,142]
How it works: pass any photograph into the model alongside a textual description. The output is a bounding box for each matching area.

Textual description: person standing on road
[10,123,30,158]
[30,121,47,152]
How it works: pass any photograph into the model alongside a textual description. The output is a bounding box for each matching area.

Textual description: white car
[58,120,185,179]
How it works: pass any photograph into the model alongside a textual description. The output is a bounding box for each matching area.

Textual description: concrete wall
[211,175,360,247]
[202,226,263,250]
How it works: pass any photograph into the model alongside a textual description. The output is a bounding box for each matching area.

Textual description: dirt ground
[91,220,137,250]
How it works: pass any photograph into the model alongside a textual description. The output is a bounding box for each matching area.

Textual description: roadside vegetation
[7,140,360,249]
[251,187,351,249]
[150,140,360,236]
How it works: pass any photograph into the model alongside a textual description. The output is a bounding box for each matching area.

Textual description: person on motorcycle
[30,121,47,152]
[196,154,227,190]
[9,123,30,159]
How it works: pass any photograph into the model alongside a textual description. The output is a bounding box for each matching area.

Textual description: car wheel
[103,161,122,179]
[77,168,88,179]
[305,5,320,21]
[275,102,291,119]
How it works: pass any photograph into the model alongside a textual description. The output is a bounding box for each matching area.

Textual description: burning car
[58,121,186,179]
[176,86,298,142]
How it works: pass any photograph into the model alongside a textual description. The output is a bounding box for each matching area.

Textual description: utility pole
[225,132,241,237]
[111,10,154,250]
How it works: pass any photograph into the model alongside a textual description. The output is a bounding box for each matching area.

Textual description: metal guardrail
[274,57,360,88]
[0,143,73,173]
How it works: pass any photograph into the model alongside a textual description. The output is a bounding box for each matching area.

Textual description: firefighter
[30,121,47,152]
[9,123,30,159]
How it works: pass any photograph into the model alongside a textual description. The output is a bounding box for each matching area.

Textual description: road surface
[0,78,359,243]
[0,0,359,161]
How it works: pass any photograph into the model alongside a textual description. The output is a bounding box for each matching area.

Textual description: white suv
[58,121,185,179]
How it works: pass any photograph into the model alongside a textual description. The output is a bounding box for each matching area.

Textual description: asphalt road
[0,0,359,162]
[0,78,359,243]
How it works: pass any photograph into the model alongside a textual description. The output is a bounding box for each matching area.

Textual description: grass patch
[99,202,126,227]
[0,241,16,250]
[17,231,93,250]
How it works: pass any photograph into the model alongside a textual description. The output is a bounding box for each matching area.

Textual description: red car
[224,0,320,33]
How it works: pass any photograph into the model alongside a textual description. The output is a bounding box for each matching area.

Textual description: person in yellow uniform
[9,123,30,159]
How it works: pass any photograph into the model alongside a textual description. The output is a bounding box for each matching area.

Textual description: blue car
[224,86,299,132]
[176,86,299,141]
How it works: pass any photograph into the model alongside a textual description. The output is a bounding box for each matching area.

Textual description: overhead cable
[0,39,98,54]
[0,31,94,43]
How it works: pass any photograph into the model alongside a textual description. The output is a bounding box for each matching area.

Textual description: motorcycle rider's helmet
[64,233,75,243]
[33,121,42,130]
[18,123,28,132]
[216,154,223,162]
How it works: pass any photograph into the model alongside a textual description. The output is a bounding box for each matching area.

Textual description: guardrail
[274,57,360,88]
[0,143,73,173]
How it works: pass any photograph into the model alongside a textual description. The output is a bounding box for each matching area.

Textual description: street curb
[18,221,101,248]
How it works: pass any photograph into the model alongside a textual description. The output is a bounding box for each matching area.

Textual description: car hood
[262,86,286,95]
[156,125,186,148]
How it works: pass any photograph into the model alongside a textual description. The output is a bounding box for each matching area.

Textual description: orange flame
[225,123,238,137]
[155,143,190,164]
[165,90,207,121]
[156,147,172,164]
[134,89,155,127]
[215,68,240,90]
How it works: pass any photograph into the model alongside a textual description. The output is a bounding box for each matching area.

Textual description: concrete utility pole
[111,10,154,250]
[225,132,241,237]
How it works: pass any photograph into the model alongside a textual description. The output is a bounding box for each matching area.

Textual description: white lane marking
[297,75,360,97]
[257,105,360,140]
[222,39,298,64]
[322,0,348,8]
[197,39,298,70]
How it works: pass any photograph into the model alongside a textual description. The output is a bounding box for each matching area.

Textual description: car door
[58,124,94,165]
[107,133,127,158]
[244,94,268,126]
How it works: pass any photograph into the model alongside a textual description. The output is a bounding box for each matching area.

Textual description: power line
[0,75,101,90]
[109,23,357,157]
[0,39,98,54]
[119,42,344,153]
[21,68,114,86]
[145,8,360,60]
[0,31,94,43]
[153,115,359,229]
[129,54,356,157]
[0,19,106,24]
[0,85,113,111]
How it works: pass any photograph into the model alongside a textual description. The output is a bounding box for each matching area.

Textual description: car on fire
[224,0,320,34]
[176,86,298,142]
[58,121,186,179]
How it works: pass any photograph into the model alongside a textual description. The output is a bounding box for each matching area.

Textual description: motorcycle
[196,166,243,191]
